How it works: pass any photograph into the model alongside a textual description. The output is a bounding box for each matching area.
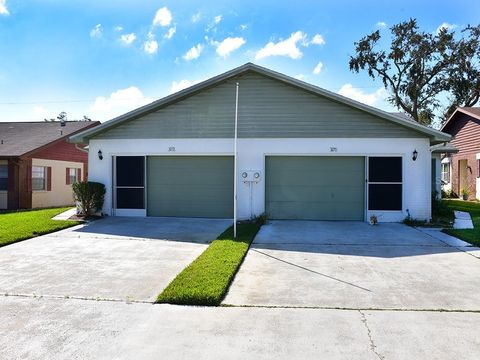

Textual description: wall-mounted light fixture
[98,150,103,160]
[412,149,418,161]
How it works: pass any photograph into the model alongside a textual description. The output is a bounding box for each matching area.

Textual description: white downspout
[233,82,239,238]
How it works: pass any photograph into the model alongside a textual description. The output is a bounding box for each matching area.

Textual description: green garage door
[147,156,233,218]
[266,156,365,220]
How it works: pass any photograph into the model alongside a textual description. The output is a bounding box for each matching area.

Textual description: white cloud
[0,0,9,15]
[153,6,172,27]
[313,61,323,75]
[311,34,325,46]
[191,12,201,23]
[294,74,305,80]
[90,24,102,38]
[376,21,387,28]
[216,37,246,58]
[169,79,199,94]
[214,15,222,24]
[338,84,388,106]
[114,26,123,32]
[436,22,457,34]
[255,31,307,60]
[164,26,176,39]
[90,86,153,121]
[120,33,136,45]
[183,43,203,61]
[143,32,158,54]
[33,106,49,118]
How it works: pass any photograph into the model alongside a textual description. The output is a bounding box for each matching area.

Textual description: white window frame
[441,162,450,183]
[367,156,403,212]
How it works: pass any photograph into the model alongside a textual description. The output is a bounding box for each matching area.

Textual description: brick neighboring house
[0,121,100,210]
[441,107,480,200]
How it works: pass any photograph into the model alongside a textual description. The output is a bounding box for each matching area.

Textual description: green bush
[72,181,106,216]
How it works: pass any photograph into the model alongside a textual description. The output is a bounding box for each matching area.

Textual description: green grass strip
[0,207,80,247]
[442,200,480,246]
[156,221,262,306]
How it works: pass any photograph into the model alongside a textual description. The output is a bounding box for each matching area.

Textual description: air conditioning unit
[241,170,261,183]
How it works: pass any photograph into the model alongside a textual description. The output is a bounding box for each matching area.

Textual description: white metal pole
[233,82,239,238]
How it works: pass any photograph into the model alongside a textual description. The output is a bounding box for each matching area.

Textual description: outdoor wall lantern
[412,149,418,161]
[98,150,103,160]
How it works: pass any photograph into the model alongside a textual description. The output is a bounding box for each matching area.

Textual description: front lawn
[156,221,262,306]
[0,207,80,247]
[442,200,480,246]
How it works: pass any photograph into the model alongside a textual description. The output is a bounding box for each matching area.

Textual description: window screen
[368,157,402,211]
[116,156,144,186]
[368,157,402,182]
[0,164,7,191]
[116,188,145,209]
[368,184,402,210]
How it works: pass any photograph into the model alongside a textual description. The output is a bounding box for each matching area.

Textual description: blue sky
[0,0,478,123]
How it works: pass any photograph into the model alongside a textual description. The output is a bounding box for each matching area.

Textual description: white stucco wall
[88,137,432,222]
[31,158,84,208]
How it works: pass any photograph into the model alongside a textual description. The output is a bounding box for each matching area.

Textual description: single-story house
[70,63,451,222]
[440,107,480,200]
[0,120,99,210]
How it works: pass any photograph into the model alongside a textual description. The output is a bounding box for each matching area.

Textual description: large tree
[442,25,480,122]
[349,19,455,125]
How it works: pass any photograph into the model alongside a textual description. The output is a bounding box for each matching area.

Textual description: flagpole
[233,82,239,238]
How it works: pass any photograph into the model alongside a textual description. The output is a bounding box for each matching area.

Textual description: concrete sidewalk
[1,296,478,360]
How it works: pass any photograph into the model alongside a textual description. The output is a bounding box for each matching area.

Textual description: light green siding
[94,72,423,139]
[147,156,233,218]
[266,156,365,220]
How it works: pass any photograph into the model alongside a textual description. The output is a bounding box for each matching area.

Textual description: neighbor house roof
[441,107,480,131]
[70,63,451,144]
[0,121,100,157]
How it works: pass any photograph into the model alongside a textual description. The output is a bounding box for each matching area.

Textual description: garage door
[266,156,365,220]
[147,156,233,218]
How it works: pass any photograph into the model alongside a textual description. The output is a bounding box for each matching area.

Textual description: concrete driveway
[224,220,480,310]
[0,217,230,302]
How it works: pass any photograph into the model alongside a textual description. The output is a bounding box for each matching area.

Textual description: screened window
[0,164,7,191]
[32,166,47,191]
[441,163,450,183]
[368,157,402,211]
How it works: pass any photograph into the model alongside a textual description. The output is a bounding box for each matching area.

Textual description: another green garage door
[266,156,365,220]
[147,156,233,218]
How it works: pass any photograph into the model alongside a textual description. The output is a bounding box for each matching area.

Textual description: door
[147,156,233,218]
[265,156,365,220]
[114,156,145,212]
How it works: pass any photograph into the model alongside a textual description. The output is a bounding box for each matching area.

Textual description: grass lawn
[156,221,262,306]
[0,207,80,247]
[442,200,480,246]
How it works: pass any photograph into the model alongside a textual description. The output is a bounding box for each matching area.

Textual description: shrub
[72,181,106,216]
